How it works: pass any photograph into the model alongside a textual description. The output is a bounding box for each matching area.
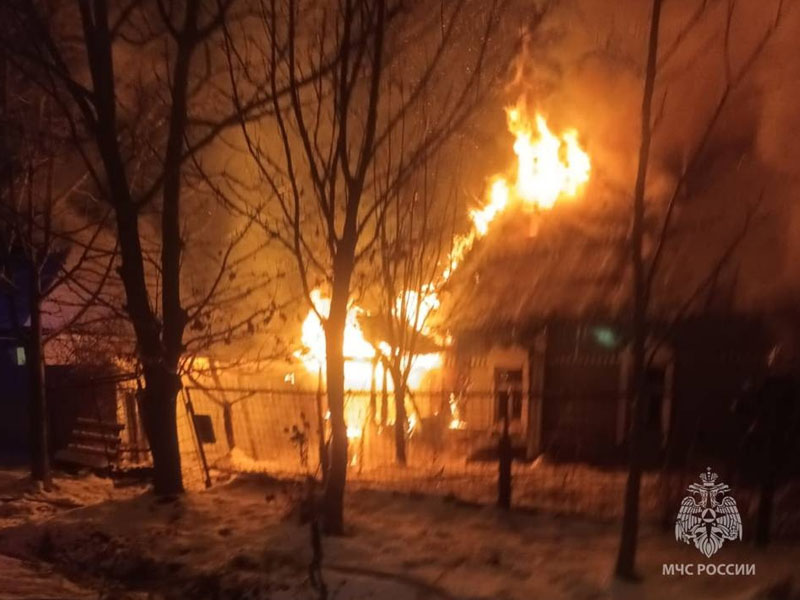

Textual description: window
[15,347,26,366]
[495,368,523,422]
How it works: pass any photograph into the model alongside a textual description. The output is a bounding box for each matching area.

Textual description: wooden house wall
[668,319,767,462]
[539,323,624,460]
[541,359,622,459]
[447,317,768,464]
[446,344,529,433]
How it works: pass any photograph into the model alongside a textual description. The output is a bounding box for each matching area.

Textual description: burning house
[440,206,771,465]
[430,101,783,466]
[168,102,784,480]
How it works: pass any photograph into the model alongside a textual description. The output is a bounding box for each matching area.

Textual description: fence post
[498,393,512,509]
[183,388,212,489]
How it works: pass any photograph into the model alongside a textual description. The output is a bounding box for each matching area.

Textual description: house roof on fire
[439,203,747,337]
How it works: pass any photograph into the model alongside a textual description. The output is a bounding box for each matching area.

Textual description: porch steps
[54,418,125,469]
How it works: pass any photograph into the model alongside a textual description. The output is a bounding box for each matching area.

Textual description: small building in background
[0,249,129,466]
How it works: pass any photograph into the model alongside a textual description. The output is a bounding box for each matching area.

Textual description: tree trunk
[138,367,184,495]
[369,358,377,424]
[27,261,50,488]
[755,474,775,547]
[381,368,388,427]
[316,365,329,485]
[78,3,193,497]
[617,320,648,578]
[394,380,407,465]
[108,172,186,495]
[615,0,662,581]
[322,275,350,535]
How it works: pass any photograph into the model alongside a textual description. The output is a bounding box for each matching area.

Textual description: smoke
[163,0,800,370]
[493,0,800,311]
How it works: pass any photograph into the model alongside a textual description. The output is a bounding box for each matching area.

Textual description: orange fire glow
[296,290,441,437]
[507,108,590,209]
[296,104,590,435]
[449,107,591,271]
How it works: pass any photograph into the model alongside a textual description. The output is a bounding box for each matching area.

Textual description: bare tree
[615,0,663,579]
[370,156,456,464]
[615,0,786,579]
[0,0,283,494]
[225,0,506,531]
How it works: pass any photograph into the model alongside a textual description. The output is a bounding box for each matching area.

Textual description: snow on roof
[440,206,630,335]
[439,200,757,337]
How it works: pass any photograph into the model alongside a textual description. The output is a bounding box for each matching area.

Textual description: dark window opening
[495,368,523,422]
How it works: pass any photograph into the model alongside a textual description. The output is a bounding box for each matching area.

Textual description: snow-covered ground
[0,468,144,530]
[1,468,798,599]
[0,554,106,600]
[0,468,147,599]
[215,448,673,520]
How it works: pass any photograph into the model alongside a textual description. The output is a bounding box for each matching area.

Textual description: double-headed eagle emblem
[675,467,742,557]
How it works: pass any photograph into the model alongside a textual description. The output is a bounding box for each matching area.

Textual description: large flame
[296,105,589,435]
[507,109,590,209]
[450,107,591,270]
[297,290,441,392]
[298,290,377,391]
[296,290,441,437]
